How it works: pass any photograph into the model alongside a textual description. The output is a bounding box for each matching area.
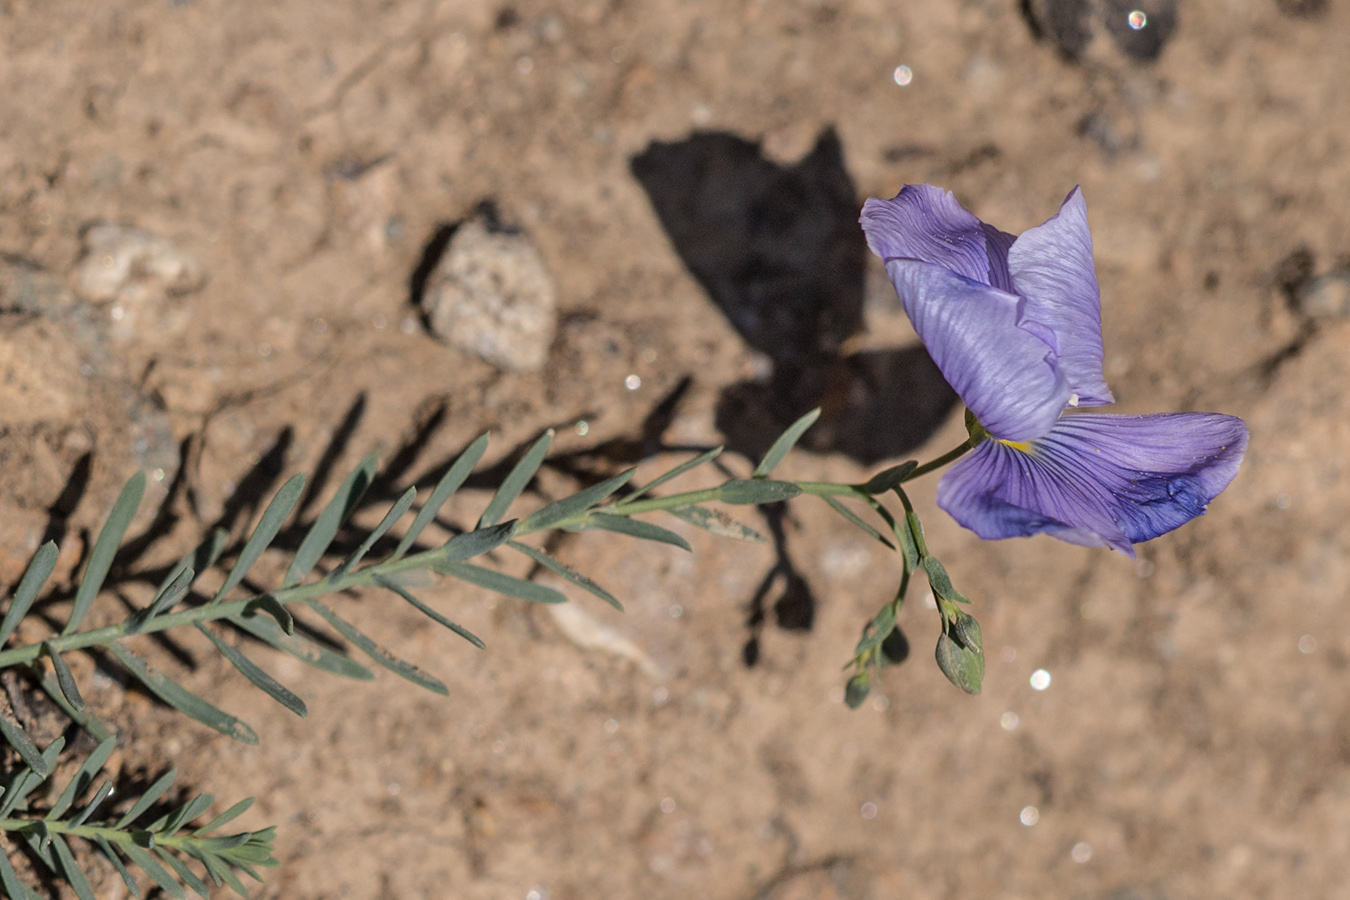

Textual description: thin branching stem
[0,544,447,668]
[0,816,209,854]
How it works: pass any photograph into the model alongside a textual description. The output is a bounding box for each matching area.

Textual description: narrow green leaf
[197,624,307,717]
[819,496,893,549]
[154,528,227,600]
[393,433,490,559]
[205,853,249,897]
[48,735,116,819]
[902,509,925,569]
[860,461,918,495]
[477,431,552,528]
[284,453,378,588]
[94,836,143,899]
[304,599,449,695]
[518,468,636,533]
[1,541,58,646]
[183,843,227,886]
[155,847,210,897]
[240,594,293,635]
[159,793,216,837]
[0,843,44,900]
[192,834,250,853]
[442,520,517,563]
[853,603,899,658]
[127,566,195,635]
[435,561,568,605]
[223,826,277,868]
[35,670,112,740]
[719,479,802,505]
[752,407,820,478]
[115,769,177,828]
[227,612,372,681]
[48,831,98,900]
[921,555,968,604]
[507,541,623,610]
[332,486,416,577]
[65,471,146,635]
[0,737,63,819]
[214,473,305,603]
[372,573,485,648]
[107,644,258,744]
[666,505,764,542]
[122,841,187,899]
[624,447,723,503]
[70,780,116,827]
[580,513,692,551]
[190,797,254,837]
[20,822,57,870]
[0,712,48,781]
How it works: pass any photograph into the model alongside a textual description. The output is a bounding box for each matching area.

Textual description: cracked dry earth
[3,0,1350,898]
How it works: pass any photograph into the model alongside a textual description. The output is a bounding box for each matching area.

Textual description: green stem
[560,486,724,522]
[1,440,975,669]
[902,440,975,482]
[0,543,448,669]
[0,816,212,852]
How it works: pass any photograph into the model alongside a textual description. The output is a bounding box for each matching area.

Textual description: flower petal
[936,412,1248,556]
[1008,187,1114,406]
[861,185,1016,290]
[884,259,1070,441]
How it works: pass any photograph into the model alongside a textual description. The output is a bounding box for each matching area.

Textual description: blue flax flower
[861,185,1247,556]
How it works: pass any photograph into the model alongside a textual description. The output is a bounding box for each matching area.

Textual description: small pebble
[72,224,204,341]
[1294,272,1350,320]
[73,224,204,304]
[422,213,557,372]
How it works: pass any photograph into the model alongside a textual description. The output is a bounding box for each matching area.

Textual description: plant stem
[0,438,976,668]
[0,816,210,852]
[902,440,974,482]
[0,544,447,668]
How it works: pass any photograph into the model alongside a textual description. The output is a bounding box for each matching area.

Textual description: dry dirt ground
[3,0,1350,898]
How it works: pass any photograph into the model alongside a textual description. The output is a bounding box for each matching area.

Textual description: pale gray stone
[1295,272,1350,320]
[422,217,557,373]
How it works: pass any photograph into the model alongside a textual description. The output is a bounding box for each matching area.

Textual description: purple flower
[861,185,1247,556]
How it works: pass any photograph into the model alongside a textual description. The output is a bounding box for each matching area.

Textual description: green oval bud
[844,673,871,709]
[935,633,984,695]
[951,610,983,655]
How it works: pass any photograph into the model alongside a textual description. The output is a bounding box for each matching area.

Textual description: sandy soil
[3,0,1350,897]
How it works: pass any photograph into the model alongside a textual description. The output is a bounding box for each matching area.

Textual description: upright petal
[936,412,1248,556]
[861,185,1016,290]
[1008,187,1114,406]
[885,259,1070,441]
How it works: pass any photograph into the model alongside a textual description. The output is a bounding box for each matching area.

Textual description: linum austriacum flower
[823,184,1247,699]
[860,184,1247,557]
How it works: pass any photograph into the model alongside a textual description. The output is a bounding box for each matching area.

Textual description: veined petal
[861,185,1016,290]
[936,412,1248,557]
[1008,187,1113,406]
[885,259,1070,441]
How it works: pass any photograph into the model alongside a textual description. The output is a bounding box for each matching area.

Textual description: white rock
[72,224,204,339]
[75,224,205,303]
[422,217,557,372]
